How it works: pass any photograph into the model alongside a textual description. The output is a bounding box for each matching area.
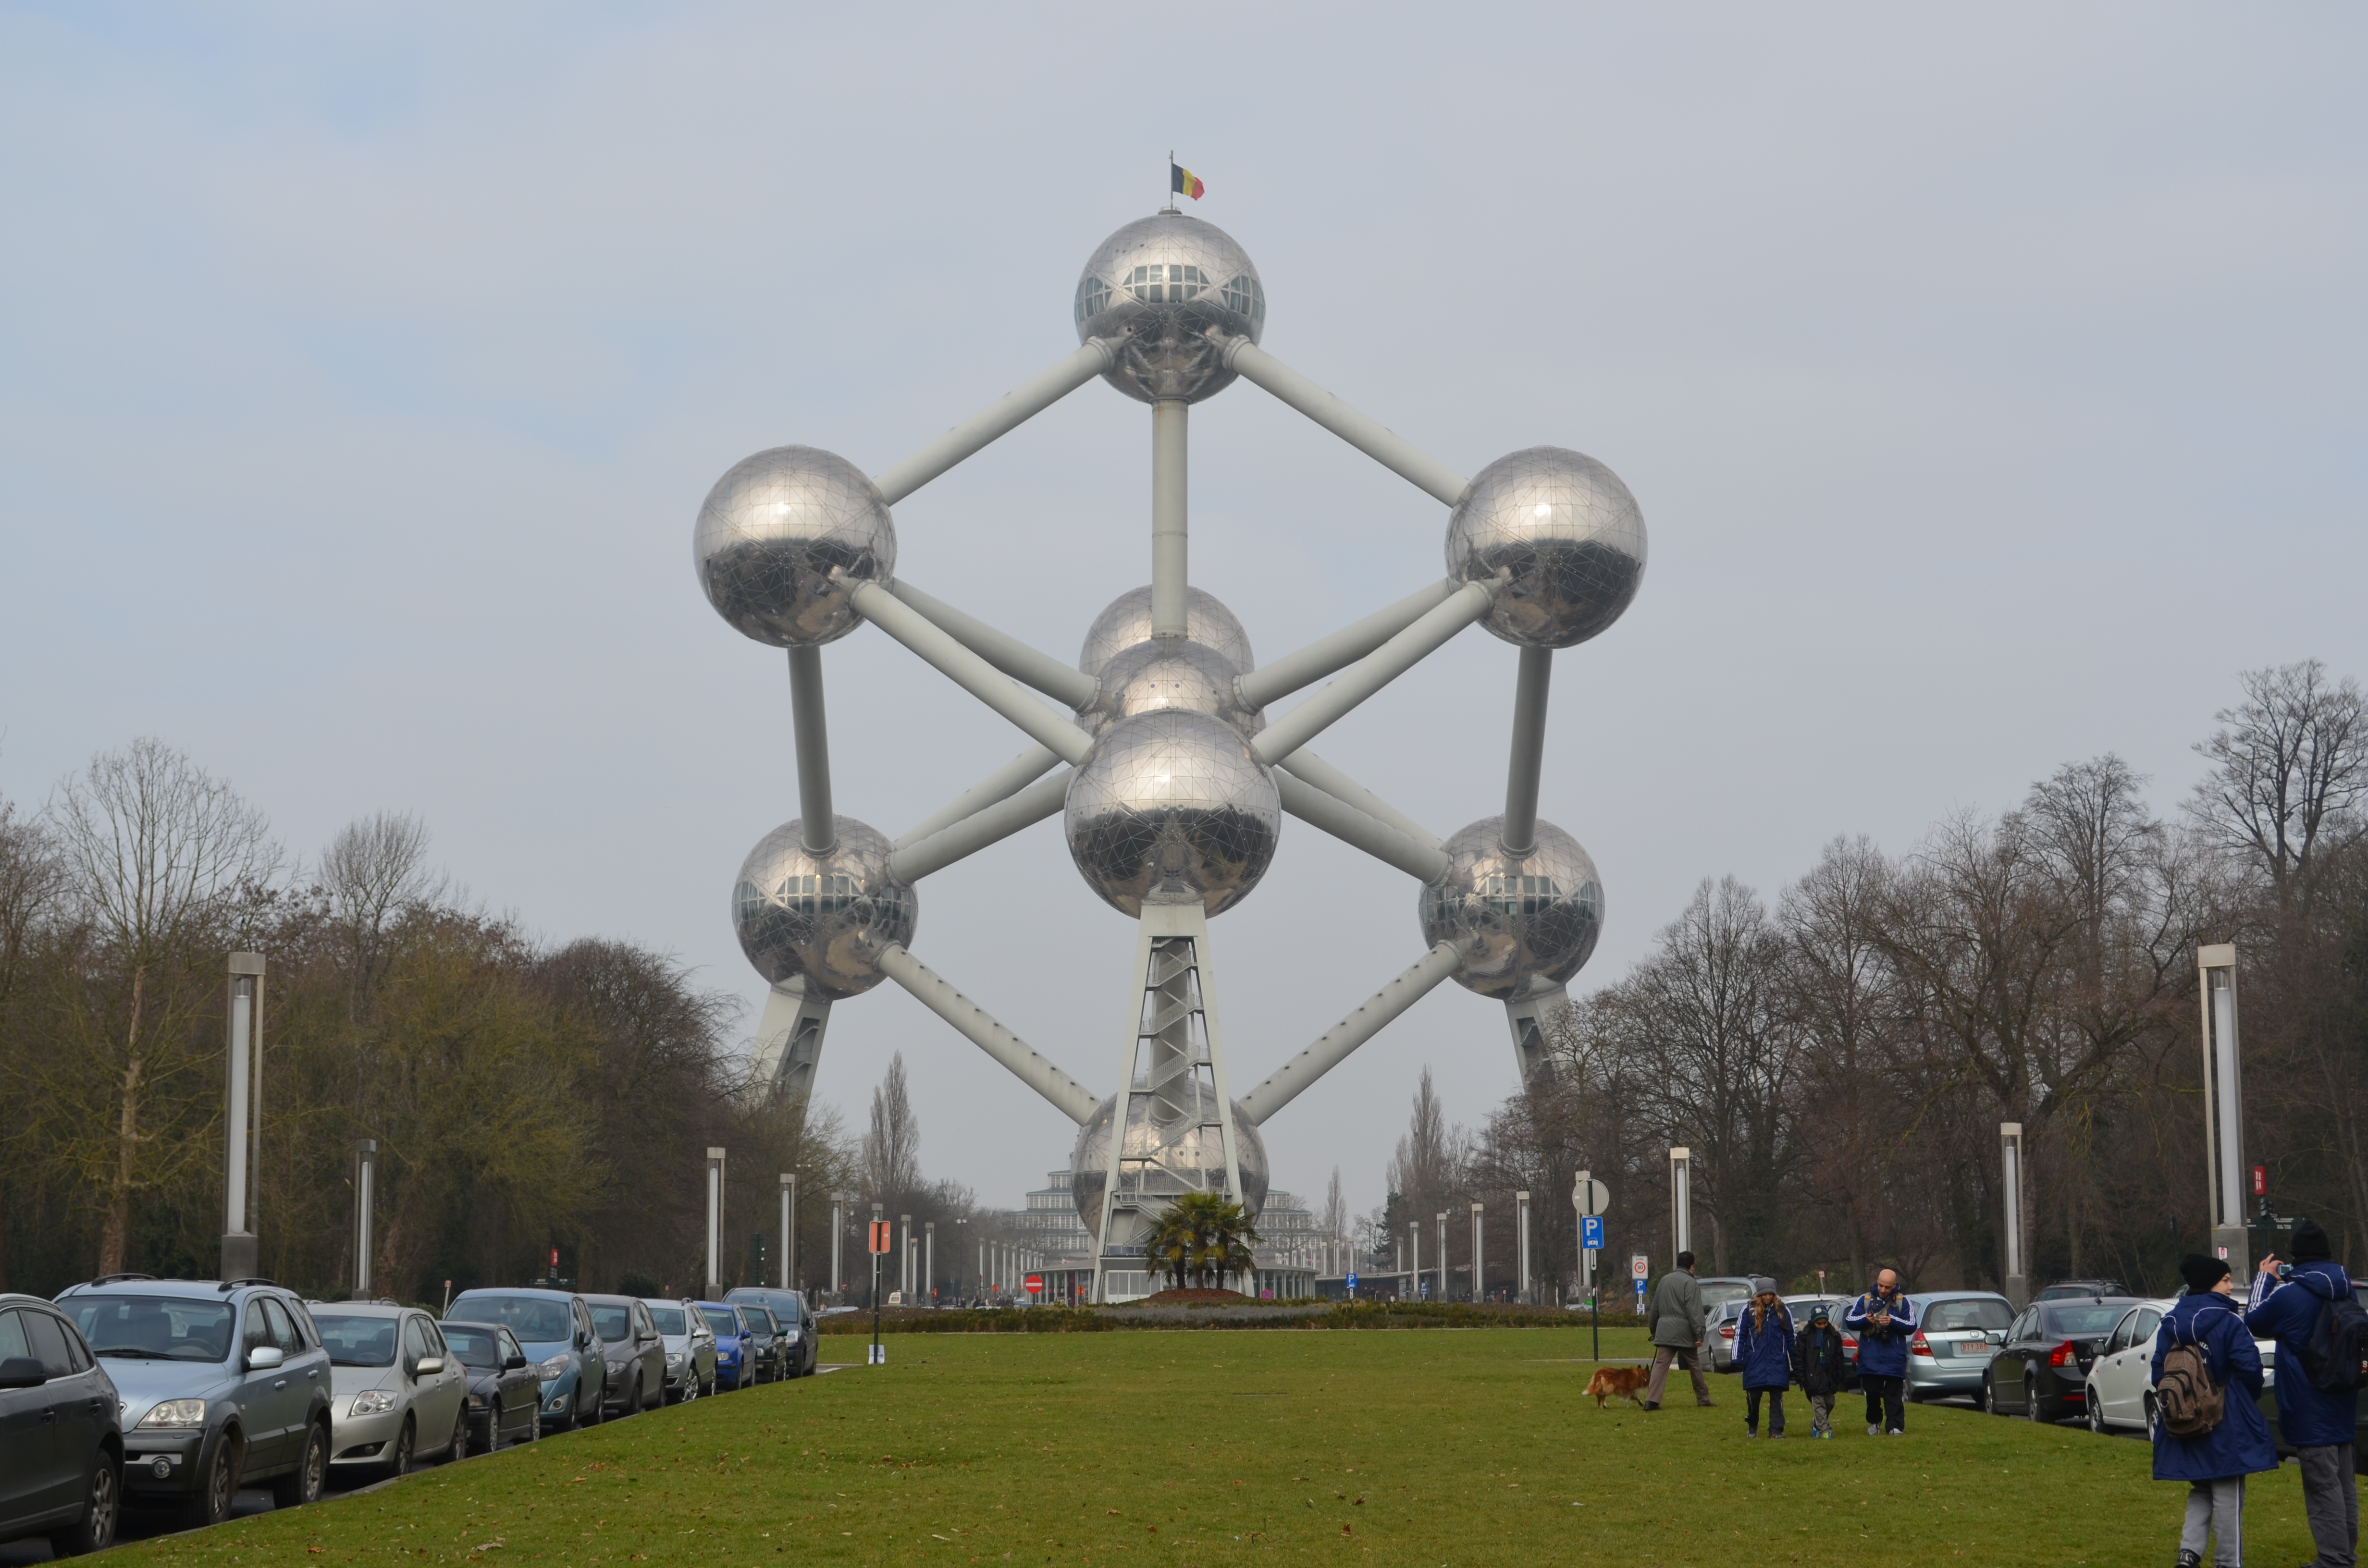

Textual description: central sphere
[1417,817,1603,998]
[1078,637,1265,740]
[1078,585,1254,680]
[1069,1086,1270,1244]
[694,446,896,647]
[1074,214,1266,404]
[1445,446,1646,649]
[1064,710,1280,919]
[731,816,917,1000]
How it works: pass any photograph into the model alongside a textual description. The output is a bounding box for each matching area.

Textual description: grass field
[112,1327,2335,1567]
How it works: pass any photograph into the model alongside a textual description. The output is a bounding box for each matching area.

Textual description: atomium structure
[694,205,1645,1300]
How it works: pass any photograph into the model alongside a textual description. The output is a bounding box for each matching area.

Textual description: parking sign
[1581,1215,1604,1250]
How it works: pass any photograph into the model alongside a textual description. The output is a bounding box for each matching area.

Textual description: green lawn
[118,1328,2333,1567]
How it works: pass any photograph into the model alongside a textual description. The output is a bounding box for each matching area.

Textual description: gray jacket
[1648,1269,1705,1349]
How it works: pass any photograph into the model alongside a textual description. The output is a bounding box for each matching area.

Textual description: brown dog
[1584,1365,1651,1409]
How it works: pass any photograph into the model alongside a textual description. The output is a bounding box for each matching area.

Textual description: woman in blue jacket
[2154,1254,2275,1568]
[1732,1286,1796,1438]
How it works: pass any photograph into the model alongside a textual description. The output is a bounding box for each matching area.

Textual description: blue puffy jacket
[2151,1291,2276,1482]
[1846,1290,1917,1378]
[2245,1262,2359,1449]
[1733,1299,1796,1391]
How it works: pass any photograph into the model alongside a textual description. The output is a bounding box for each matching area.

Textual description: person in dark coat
[1792,1302,1851,1439]
[2245,1220,2357,1568]
[2154,1253,2275,1568]
[1732,1286,1795,1437]
[1846,1269,1917,1435]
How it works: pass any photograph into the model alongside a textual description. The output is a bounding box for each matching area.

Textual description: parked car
[435,1322,542,1452]
[0,1292,121,1556]
[740,1304,786,1384]
[444,1288,606,1432]
[725,1288,819,1378]
[1904,1292,2015,1404]
[580,1296,666,1419]
[2080,1298,2181,1436]
[2034,1278,2130,1303]
[641,1300,717,1402]
[310,1303,469,1479]
[695,1302,756,1391]
[1981,1296,2137,1421]
[56,1274,333,1529]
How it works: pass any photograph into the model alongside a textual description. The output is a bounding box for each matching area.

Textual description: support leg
[1505,982,1569,1084]
[752,978,832,1102]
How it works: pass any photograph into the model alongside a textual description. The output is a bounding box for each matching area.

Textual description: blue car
[444,1288,606,1433]
[694,1303,756,1391]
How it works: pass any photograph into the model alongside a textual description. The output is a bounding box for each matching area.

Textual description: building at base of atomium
[692,202,1645,1303]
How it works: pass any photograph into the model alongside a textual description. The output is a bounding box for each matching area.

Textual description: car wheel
[49,1449,119,1556]
[186,1433,240,1530]
[2086,1383,2107,1435]
[271,1421,329,1509]
[620,1371,641,1419]
[1982,1372,2001,1416]
[386,1414,417,1478]
[2024,1367,2048,1423]
[2144,1393,2160,1443]
[447,1397,469,1460]
[568,1380,589,1431]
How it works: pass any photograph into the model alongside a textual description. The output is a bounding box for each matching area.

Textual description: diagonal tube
[847,579,1095,766]
[888,770,1070,883]
[1500,646,1553,857]
[1252,580,1494,766]
[787,646,836,853]
[1273,750,1441,850]
[1275,771,1449,883]
[1221,340,1470,506]
[872,340,1117,505]
[888,582,1098,707]
[1236,579,1458,709]
[1151,400,1188,637]
[1237,941,1468,1125]
[873,943,1100,1125]
[894,744,1062,849]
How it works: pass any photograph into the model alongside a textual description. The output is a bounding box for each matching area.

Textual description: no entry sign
[1024,1274,1043,1296]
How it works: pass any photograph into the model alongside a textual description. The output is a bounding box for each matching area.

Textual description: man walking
[2245,1221,2358,1568]
[1642,1250,1714,1411]
[1847,1268,1916,1435]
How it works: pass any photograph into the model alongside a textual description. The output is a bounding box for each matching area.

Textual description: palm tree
[1147,1192,1261,1294]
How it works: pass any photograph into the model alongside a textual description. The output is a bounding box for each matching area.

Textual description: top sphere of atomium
[1064,710,1280,919]
[693,445,897,647]
[1417,816,1603,998]
[1074,215,1266,404]
[1446,446,1646,649]
[732,815,917,1000]
[1078,585,1255,680]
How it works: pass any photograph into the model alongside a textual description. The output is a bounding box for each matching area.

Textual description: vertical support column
[1999,1123,2026,1308]
[780,1174,796,1291]
[1150,400,1188,637]
[788,646,836,854]
[354,1139,378,1299]
[705,1147,727,1295]
[1471,1203,1484,1302]
[1669,1147,1692,1267]
[925,1222,935,1305]
[1517,1189,1531,1304]
[830,1193,845,1298]
[2198,943,2248,1275]
[1500,647,1553,856]
[1409,1222,1420,1299]
[1436,1212,1448,1304]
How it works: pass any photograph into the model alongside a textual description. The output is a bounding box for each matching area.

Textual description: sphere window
[1221,274,1265,325]
[1125,263,1206,305]
[1074,275,1112,326]
[1479,873,1569,917]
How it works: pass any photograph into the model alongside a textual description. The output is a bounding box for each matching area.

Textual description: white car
[312,1303,470,1478]
[2082,1298,2277,1437]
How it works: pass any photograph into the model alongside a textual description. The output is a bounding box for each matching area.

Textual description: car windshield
[69,1297,236,1362]
[312,1313,400,1367]
[589,1306,633,1343]
[440,1328,503,1370]
[454,1296,572,1342]
[1924,1300,2013,1332]
[2044,1305,2125,1337]
[1698,1282,1753,1311]
[745,1308,777,1331]
[648,1307,687,1335]
[700,1307,739,1337]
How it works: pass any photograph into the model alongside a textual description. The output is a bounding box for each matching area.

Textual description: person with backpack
[2245,1220,2362,1568]
[1791,1301,1851,1439]
[2153,1253,2275,1568]
[1732,1285,1795,1438]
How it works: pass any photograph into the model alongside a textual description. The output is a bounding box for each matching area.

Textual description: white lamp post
[220,952,266,1280]
[1516,1190,1531,1304]
[1668,1147,1692,1266]
[705,1147,727,1294]
[2198,944,2249,1274]
[353,1138,377,1299]
[780,1173,797,1290]
[1999,1123,2026,1307]
[1470,1203,1484,1303]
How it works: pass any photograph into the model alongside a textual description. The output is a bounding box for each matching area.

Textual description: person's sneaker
[1744,1429,1758,1438]
[1643,1402,1660,1412]
[1887,1429,1904,1437]
[2173,1551,2201,1568]
[1697,1399,1718,1408]
[1867,1423,1881,1436]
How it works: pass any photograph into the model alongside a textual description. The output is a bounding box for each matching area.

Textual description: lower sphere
[1069,1086,1270,1243]
[1417,816,1603,998]
[1064,710,1281,918]
[731,816,917,1000]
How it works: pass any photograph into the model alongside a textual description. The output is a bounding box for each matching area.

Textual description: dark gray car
[580,1296,665,1418]
[725,1288,818,1378]
[0,1294,120,1556]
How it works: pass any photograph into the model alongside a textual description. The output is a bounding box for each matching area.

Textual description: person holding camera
[2245,1220,2359,1568]
[1846,1268,1917,1435]
[2152,1253,2273,1568]
[1642,1250,1714,1410]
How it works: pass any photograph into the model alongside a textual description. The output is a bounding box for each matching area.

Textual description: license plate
[1958,1341,1989,1357]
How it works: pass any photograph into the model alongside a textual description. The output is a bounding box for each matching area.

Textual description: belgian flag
[1170,161,1205,201]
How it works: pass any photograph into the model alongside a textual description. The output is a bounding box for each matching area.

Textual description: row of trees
[1362,659,2368,1301]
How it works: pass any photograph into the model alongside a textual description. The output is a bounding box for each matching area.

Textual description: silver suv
[55,1275,333,1530]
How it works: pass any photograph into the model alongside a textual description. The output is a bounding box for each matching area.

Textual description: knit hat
[2180,1253,2232,1293]
[1809,1303,1829,1323]
[2292,1219,2333,1262]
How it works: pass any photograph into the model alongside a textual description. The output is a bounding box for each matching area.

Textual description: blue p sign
[1580,1216,1604,1250]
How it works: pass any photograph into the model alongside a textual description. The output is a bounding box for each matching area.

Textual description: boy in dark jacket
[2245,1220,2357,1568]
[2154,1253,2274,1568]
[1791,1302,1851,1439]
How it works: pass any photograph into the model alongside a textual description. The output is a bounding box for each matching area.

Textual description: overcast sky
[3,4,2363,1227]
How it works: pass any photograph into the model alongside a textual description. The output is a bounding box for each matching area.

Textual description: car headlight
[539,1355,570,1380]
[137,1398,208,1430]
[666,1352,685,1368]
[350,1390,399,1417]
[782,1329,801,1342]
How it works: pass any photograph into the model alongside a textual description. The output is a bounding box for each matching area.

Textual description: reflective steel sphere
[1077,637,1265,740]
[1445,446,1646,648]
[731,816,917,1000]
[1069,1085,1270,1243]
[1064,710,1281,918]
[693,446,896,647]
[1078,585,1254,680]
[1074,214,1266,403]
[1417,816,1603,998]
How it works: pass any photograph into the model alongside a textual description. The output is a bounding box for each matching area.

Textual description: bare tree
[2188,660,2368,906]
[862,1052,922,1217]
[320,811,443,1015]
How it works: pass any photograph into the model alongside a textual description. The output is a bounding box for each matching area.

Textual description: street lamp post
[1516,1190,1531,1304]
[780,1173,797,1291]
[900,1213,913,1301]
[1999,1124,2026,1307]
[1408,1221,1420,1301]
[353,1139,377,1299]
[1436,1212,1448,1304]
[925,1222,935,1306]
[705,1148,727,1294]
[830,1192,846,1300]
[1470,1203,1484,1303]
[220,952,267,1281]
[1668,1147,1692,1266]
[2198,944,2250,1275]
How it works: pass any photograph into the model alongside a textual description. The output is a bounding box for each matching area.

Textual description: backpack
[2298,1283,2368,1394]
[2157,1312,2225,1438]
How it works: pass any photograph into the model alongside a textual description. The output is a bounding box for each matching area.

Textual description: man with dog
[1642,1250,1714,1410]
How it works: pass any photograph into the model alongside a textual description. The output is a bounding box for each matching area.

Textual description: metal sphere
[1069,1086,1270,1242]
[730,816,917,1001]
[1064,710,1280,919]
[1445,446,1646,648]
[1077,637,1265,741]
[1078,585,1254,680]
[693,445,896,647]
[1073,214,1266,404]
[1417,816,1603,998]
